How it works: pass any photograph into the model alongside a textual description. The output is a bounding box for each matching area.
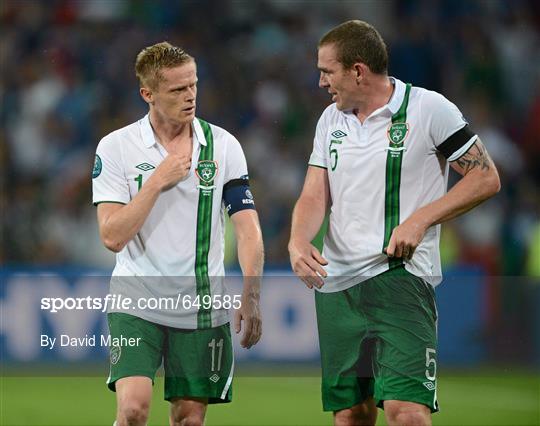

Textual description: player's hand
[151,154,191,191]
[288,239,328,289]
[234,291,261,349]
[385,216,428,261]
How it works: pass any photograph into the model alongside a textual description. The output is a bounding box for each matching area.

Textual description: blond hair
[135,42,194,90]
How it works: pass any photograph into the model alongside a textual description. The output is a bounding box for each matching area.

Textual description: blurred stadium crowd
[1,0,539,278]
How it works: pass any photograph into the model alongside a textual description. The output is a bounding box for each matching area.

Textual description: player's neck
[149,110,191,146]
[354,76,394,123]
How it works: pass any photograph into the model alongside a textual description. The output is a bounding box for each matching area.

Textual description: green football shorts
[106,313,233,403]
[315,266,439,413]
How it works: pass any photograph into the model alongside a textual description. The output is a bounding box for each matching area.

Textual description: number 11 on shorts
[209,338,224,372]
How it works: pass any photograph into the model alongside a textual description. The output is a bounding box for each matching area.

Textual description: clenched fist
[151,154,191,191]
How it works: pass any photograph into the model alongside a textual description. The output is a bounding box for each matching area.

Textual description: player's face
[318,44,358,111]
[149,61,198,124]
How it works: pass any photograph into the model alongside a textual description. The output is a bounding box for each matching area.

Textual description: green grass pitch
[1,371,538,425]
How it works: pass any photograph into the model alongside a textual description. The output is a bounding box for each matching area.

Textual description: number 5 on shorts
[209,338,224,372]
[425,348,436,381]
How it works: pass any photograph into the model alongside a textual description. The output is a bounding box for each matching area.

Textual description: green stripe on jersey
[195,118,215,328]
[383,83,412,269]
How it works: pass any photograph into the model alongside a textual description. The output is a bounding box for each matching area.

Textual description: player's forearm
[236,227,264,299]
[289,195,326,246]
[100,180,162,252]
[410,167,500,229]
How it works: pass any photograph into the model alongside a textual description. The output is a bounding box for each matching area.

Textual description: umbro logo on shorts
[423,381,436,391]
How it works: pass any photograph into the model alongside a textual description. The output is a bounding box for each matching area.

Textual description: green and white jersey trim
[92,115,250,328]
[195,119,215,329]
[383,83,412,270]
[309,78,475,292]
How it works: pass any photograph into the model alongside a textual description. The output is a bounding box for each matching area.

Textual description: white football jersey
[309,78,477,292]
[92,115,249,328]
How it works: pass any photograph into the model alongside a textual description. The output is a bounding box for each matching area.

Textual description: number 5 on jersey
[329,139,342,171]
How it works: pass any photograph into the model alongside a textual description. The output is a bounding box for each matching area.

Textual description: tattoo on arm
[454,139,492,174]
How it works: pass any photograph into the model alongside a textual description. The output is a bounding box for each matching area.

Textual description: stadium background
[1,1,539,425]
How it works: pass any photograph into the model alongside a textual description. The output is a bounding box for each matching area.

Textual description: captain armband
[223,177,256,216]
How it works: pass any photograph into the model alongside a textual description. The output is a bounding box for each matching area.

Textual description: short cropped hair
[319,20,388,75]
[135,42,194,90]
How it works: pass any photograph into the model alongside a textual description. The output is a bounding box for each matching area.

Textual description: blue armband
[223,178,256,216]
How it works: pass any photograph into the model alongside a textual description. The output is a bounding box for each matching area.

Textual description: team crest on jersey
[196,160,218,184]
[387,122,409,146]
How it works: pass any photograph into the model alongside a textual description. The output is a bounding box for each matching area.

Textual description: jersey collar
[386,77,406,115]
[191,117,207,146]
[140,114,207,148]
[342,77,406,121]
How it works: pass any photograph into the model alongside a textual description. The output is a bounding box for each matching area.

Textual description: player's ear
[353,63,364,84]
[354,63,371,84]
[140,87,153,104]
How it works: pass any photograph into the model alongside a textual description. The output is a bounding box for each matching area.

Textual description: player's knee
[390,411,429,426]
[118,401,149,426]
[384,401,430,426]
[170,414,204,426]
[334,401,377,426]
[170,406,205,426]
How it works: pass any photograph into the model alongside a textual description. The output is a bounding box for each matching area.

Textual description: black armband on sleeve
[223,178,256,216]
[437,125,475,159]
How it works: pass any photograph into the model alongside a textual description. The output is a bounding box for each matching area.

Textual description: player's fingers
[301,269,323,289]
[295,268,313,289]
[407,245,416,261]
[253,317,262,345]
[304,257,326,284]
[395,241,404,258]
[301,276,314,289]
[313,273,324,289]
[303,275,321,290]
[241,315,255,348]
[234,309,242,334]
[311,248,328,266]
[386,233,396,257]
[402,246,410,260]
[293,261,315,289]
[247,316,261,348]
[402,243,415,260]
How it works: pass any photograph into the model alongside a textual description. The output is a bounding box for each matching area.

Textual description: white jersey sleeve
[223,133,249,182]
[92,135,130,205]
[421,90,478,161]
[308,111,329,168]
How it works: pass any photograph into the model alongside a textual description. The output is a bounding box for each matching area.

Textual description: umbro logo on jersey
[209,374,220,383]
[331,130,347,138]
[135,162,155,171]
[423,381,436,391]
